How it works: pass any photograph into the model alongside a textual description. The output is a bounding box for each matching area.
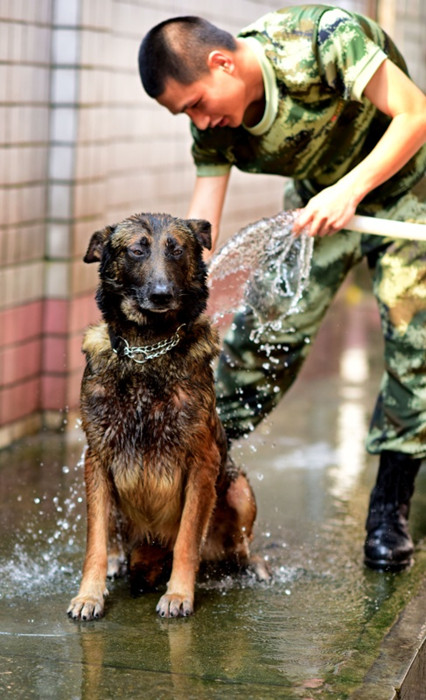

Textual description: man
[138,6,426,572]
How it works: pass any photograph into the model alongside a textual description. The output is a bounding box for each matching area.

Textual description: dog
[67,213,266,620]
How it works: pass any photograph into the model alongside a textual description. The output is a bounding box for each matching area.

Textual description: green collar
[241,36,279,136]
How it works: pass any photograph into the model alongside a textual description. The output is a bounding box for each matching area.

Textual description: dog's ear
[186,219,212,250]
[83,226,115,263]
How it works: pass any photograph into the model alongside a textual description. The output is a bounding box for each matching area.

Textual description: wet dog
[67,213,266,620]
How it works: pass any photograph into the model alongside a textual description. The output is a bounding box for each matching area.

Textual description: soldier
[138,7,426,572]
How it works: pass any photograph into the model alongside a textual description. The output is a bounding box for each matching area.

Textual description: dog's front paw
[156,592,194,618]
[67,587,108,621]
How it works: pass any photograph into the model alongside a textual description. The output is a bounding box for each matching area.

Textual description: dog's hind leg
[226,473,271,580]
[225,473,256,561]
[226,472,271,581]
[67,450,111,620]
[229,474,271,581]
[204,471,271,581]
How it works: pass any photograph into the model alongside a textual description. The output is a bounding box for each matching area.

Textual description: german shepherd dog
[67,213,266,620]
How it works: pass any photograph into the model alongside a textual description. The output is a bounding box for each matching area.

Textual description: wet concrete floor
[0,286,425,699]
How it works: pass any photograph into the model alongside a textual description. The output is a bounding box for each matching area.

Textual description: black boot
[364,451,422,572]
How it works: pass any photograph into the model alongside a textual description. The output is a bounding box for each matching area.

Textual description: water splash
[0,450,86,600]
[208,209,313,334]
[197,561,303,593]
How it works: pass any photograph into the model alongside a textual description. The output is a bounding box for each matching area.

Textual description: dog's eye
[128,246,146,259]
[165,236,183,259]
[128,237,150,259]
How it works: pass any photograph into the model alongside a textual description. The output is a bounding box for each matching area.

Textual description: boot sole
[364,556,413,573]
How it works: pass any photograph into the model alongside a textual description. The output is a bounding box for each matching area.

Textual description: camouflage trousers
[215,186,426,458]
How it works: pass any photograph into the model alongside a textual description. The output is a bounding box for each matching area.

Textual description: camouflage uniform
[190,6,426,457]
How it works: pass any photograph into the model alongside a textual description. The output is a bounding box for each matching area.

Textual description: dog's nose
[149,282,174,307]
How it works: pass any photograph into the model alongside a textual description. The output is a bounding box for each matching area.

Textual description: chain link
[113,324,186,364]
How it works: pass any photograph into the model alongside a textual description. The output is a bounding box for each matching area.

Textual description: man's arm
[187,172,231,255]
[294,59,426,237]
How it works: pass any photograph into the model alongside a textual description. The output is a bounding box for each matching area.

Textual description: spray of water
[208,209,313,335]
[0,448,86,600]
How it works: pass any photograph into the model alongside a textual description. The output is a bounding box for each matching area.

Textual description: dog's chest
[82,368,204,458]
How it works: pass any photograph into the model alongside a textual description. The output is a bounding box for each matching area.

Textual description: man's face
[157,66,248,130]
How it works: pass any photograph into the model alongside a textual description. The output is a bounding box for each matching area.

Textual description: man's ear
[83,225,115,263]
[187,219,212,250]
[207,50,235,74]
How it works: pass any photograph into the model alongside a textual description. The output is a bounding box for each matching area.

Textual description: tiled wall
[0,0,425,447]
[0,1,52,445]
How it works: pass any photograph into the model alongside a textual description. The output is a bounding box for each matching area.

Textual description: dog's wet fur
[67,213,267,620]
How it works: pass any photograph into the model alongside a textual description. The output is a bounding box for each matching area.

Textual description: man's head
[139,17,251,130]
[138,17,264,131]
[138,16,237,98]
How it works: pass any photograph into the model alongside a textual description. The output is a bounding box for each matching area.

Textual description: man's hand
[292,181,359,237]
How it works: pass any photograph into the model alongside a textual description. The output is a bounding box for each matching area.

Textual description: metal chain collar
[113,324,186,364]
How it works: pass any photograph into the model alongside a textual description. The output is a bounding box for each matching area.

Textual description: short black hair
[138,16,237,98]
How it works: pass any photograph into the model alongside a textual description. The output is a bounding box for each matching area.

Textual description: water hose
[348,215,426,241]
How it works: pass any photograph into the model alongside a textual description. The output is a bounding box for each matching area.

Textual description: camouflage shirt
[191,5,426,205]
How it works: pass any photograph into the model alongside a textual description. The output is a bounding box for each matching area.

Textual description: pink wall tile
[69,293,100,334]
[68,332,85,372]
[43,336,68,373]
[41,374,67,411]
[0,377,41,425]
[0,301,43,348]
[67,367,84,408]
[43,298,69,334]
[0,338,42,386]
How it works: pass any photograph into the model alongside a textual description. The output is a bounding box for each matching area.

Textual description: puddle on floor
[0,295,425,699]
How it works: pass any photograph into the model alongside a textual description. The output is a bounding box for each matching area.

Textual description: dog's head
[84,213,212,328]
